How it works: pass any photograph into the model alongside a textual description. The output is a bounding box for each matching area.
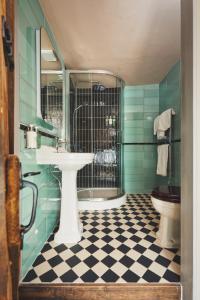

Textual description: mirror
[37,27,63,129]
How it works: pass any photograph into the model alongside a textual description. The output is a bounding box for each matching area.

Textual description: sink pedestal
[54,169,83,244]
[36,146,94,244]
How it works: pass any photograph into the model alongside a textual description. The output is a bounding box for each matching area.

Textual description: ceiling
[39,0,180,85]
[41,27,62,70]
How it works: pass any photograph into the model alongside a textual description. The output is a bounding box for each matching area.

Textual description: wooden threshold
[19,283,181,300]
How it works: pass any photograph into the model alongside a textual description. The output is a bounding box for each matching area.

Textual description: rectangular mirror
[36,27,64,129]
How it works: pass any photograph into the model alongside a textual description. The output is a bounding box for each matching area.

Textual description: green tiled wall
[17,0,64,278]
[123,85,159,193]
[159,61,181,186]
[123,62,181,193]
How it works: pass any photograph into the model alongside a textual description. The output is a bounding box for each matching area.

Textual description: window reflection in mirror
[40,27,63,128]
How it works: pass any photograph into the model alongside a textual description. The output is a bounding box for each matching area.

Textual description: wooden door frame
[0,0,15,299]
[0,1,21,300]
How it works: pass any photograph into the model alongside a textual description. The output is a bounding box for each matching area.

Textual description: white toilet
[151,186,180,249]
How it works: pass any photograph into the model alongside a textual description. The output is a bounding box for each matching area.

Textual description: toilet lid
[151,186,180,203]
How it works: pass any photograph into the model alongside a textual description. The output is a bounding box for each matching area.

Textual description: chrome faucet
[55,137,69,152]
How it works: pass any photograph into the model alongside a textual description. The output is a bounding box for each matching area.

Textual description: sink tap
[56,137,69,152]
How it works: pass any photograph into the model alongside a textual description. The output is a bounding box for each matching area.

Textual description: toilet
[151,186,180,249]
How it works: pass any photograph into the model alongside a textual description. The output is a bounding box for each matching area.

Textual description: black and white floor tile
[22,194,180,283]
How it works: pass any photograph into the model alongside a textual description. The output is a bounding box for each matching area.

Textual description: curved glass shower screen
[69,71,125,201]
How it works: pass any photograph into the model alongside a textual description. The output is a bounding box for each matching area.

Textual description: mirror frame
[36,28,42,119]
[36,28,64,132]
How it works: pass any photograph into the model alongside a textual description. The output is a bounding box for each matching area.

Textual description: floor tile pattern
[22,194,180,283]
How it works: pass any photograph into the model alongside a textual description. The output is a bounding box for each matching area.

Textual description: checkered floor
[22,194,180,283]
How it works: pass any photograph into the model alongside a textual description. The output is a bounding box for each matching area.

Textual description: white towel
[154,116,160,135]
[157,144,169,176]
[154,116,166,139]
[153,108,175,139]
[158,108,175,132]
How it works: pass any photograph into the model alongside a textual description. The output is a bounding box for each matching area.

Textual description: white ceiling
[39,0,180,85]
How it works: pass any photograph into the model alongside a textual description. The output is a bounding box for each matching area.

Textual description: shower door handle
[116,130,123,144]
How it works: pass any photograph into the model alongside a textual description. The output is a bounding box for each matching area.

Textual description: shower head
[92,84,106,92]
[73,103,89,114]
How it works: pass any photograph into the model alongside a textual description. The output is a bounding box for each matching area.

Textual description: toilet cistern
[36,146,94,244]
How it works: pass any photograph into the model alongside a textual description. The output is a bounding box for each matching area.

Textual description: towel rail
[20,123,58,139]
[122,139,180,145]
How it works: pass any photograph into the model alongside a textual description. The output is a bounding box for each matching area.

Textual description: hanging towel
[158,108,175,132]
[154,116,160,135]
[154,116,165,139]
[154,108,175,139]
[156,144,169,176]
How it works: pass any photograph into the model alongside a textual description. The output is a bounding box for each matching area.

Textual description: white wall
[193,0,200,298]
[181,0,193,299]
[181,0,200,299]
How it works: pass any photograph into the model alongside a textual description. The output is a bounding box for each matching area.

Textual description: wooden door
[0,0,20,300]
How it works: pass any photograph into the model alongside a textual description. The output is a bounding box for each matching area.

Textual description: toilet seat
[151,186,180,203]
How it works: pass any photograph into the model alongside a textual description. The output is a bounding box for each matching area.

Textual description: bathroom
[1,0,192,299]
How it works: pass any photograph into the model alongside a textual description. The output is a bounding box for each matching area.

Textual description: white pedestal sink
[36,146,94,244]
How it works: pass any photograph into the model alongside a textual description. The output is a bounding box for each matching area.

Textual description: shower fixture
[92,83,106,92]
[72,103,89,152]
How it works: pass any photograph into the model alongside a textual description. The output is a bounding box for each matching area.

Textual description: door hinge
[2,16,14,71]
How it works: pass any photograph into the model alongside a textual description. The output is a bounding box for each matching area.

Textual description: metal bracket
[2,16,14,71]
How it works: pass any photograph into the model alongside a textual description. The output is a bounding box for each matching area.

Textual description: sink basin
[36,145,94,170]
[36,146,94,244]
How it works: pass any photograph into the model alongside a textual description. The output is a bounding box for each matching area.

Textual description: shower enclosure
[69,71,126,209]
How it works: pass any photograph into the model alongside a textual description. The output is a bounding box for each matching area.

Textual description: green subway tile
[124,145,144,152]
[124,151,144,160]
[143,119,153,129]
[144,89,159,97]
[159,61,181,186]
[125,97,144,105]
[124,160,143,168]
[124,174,145,182]
[124,182,145,194]
[20,55,36,88]
[124,89,144,98]
[144,104,159,113]
[144,112,158,121]
[125,85,143,90]
[124,167,143,175]
[143,151,156,159]
[124,112,144,120]
[124,105,144,113]
[19,0,41,28]
[18,32,36,69]
[124,127,144,135]
[18,0,64,278]
[124,120,143,128]
[143,136,154,143]
[143,159,157,169]
[143,145,157,152]
[19,77,36,106]
[123,135,144,143]
[144,128,154,136]
[144,97,159,106]
[144,84,159,90]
